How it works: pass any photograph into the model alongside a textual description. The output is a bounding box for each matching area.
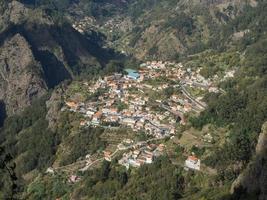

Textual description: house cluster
[65,70,178,138]
[140,61,216,104]
[64,60,223,138]
[66,93,175,138]
[202,133,214,143]
[101,17,133,33]
[165,93,201,117]
[117,139,134,150]
[181,68,211,89]
[72,16,96,33]
[118,143,165,169]
[140,61,213,88]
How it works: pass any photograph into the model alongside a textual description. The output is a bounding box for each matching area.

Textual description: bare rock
[8,0,29,24]
[46,85,67,130]
[0,33,47,115]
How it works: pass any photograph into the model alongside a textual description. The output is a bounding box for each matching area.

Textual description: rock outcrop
[0,33,47,115]
[0,1,122,120]
[46,85,67,130]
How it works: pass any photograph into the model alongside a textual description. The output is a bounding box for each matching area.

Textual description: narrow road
[180,84,206,109]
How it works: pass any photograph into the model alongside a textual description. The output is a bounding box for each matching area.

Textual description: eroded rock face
[0,33,47,115]
[231,122,267,200]
[8,0,29,24]
[0,1,29,32]
[46,85,67,130]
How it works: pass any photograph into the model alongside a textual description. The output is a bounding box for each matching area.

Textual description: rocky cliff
[0,1,122,119]
[0,33,47,116]
[46,85,66,130]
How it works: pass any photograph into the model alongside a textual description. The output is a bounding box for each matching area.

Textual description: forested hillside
[0,0,266,199]
[60,0,258,59]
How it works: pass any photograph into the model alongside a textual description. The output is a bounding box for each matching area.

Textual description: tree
[99,160,111,182]
[0,146,18,199]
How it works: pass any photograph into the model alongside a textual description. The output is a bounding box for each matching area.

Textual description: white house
[144,154,153,164]
[185,156,201,171]
[86,110,95,117]
[46,167,54,174]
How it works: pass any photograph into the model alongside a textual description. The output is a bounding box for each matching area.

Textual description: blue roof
[125,69,138,74]
[125,69,140,79]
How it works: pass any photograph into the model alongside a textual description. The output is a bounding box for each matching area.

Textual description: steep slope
[231,122,267,200]
[0,1,123,118]
[65,0,258,60]
[120,0,257,59]
[0,0,266,199]
[0,33,47,116]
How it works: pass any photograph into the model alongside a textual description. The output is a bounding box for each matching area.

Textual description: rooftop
[125,69,140,79]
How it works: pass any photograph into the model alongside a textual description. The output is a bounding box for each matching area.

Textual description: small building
[125,69,140,80]
[185,156,200,171]
[118,158,130,169]
[123,139,134,144]
[68,175,81,183]
[92,111,102,124]
[171,95,180,102]
[110,108,118,114]
[121,118,136,128]
[80,120,87,126]
[46,167,54,174]
[184,104,192,112]
[109,115,119,123]
[103,151,112,162]
[117,143,127,150]
[203,133,213,143]
[132,150,140,159]
[145,154,154,164]
[128,158,141,167]
[157,144,165,152]
[208,86,219,93]
[140,63,147,68]
[104,75,115,82]
[65,101,78,110]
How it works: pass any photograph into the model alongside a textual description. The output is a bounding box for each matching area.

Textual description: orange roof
[188,156,198,161]
[111,108,118,112]
[66,101,78,108]
[184,104,192,108]
[111,116,119,120]
[124,111,132,116]
[94,111,102,118]
[80,120,86,126]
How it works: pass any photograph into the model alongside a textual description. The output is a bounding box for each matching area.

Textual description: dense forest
[191,0,267,167]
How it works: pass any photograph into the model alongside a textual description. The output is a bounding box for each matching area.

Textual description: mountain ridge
[64,0,257,60]
[0,1,266,199]
[0,0,124,117]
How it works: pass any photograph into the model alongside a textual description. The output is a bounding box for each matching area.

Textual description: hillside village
[64,61,212,138]
[57,60,234,175]
[0,1,265,199]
